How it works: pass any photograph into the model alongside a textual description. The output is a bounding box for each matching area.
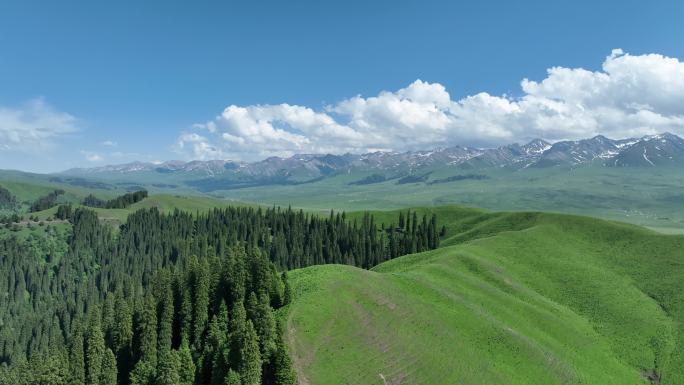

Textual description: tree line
[0,205,440,384]
[28,189,65,212]
[0,186,18,211]
[82,190,148,209]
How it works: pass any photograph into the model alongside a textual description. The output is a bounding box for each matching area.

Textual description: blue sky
[1,0,683,172]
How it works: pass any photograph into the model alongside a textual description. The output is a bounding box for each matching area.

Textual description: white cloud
[176,50,684,160]
[0,99,78,151]
[80,150,103,162]
[178,104,367,160]
[102,140,117,147]
[174,133,227,160]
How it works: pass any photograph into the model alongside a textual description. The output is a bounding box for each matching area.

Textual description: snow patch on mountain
[61,133,684,179]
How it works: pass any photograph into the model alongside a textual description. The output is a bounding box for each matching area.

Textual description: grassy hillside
[0,170,261,226]
[215,165,684,231]
[4,165,684,231]
[284,208,684,384]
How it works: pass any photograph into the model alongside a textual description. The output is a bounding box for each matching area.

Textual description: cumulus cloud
[0,99,78,151]
[80,150,103,162]
[174,132,227,160]
[102,140,117,147]
[176,50,684,160]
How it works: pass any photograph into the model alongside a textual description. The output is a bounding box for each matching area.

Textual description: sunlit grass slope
[285,208,684,385]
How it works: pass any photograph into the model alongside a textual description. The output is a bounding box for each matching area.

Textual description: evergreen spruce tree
[99,348,117,385]
[192,258,210,350]
[239,321,261,385]
[225,369,241,385]
[69,322,86,385]
[112,292,134,383]
[177,343,196,385]
[201,302,228,385]
[177,279,193,346]
[246,292,259,327]
[226,246,247,306]
[137,296,157,366]
[155,271,174,361]
[85,309,105,385]
[254,292,277,358]
[210,344,230,385]
[155,349,180,385]
[112,293,133,355]
[130,295,158,385]
[228,300,247,366]
[102,294,116,346]
[272,331,296,385]
[129,360,155,385]
[281,272,292,306]
[430,214,439,249]
[34,350,71,385]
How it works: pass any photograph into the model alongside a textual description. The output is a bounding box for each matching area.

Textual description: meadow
[4,163,684,232]
[213,165,684,232]
[284,207,684,384]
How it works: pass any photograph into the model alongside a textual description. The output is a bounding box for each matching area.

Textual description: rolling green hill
[284,208,684,384]
[2,170,683,383]
[4,160,684,232]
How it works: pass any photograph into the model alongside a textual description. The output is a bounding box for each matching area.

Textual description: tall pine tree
[239,321,262,385]
[100,348,117,385]
[85,308,105,385]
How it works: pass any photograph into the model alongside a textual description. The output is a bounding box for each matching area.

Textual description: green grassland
[216,165,684,231]
[284,207,684,384]
[4,163,684,231]
[0,170,122,214]
[0,169,257,225]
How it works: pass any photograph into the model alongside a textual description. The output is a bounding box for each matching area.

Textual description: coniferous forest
[28,190,66,213]
[0,187,18,211]
[82,190,149,209]
[0,205,439,385]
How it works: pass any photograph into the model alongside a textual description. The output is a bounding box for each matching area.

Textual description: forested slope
[285,209,684,385]
[0,205,439,385]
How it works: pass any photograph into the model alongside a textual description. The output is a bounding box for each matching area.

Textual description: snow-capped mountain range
[64,133,684,179]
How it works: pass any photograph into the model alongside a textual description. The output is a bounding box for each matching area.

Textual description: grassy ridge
[285,208,684,384]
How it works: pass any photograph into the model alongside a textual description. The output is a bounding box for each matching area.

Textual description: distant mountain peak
[521,139,552,155]
[643,132,682,142]
[60,133,684,186]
